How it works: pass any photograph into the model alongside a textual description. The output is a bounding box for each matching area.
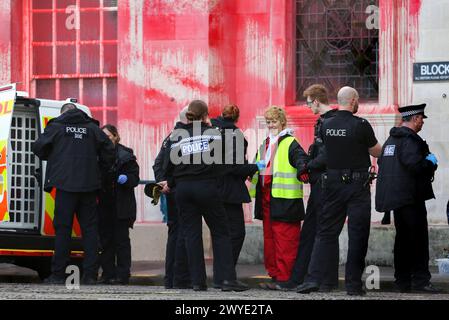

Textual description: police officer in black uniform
[165,100,249,292]
[33,103,115,284]
[297,86,382,295]
[376,104,441,293]
[277,84,339,290]
[153,107,191,289]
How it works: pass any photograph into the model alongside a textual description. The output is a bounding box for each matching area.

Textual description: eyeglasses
[306,100,314,107]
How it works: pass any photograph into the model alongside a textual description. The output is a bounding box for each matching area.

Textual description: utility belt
[323,168,371,185]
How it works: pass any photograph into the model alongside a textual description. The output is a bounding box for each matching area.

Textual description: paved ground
[1,262,449,300]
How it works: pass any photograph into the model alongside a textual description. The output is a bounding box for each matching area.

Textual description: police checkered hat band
[398,103,427,119]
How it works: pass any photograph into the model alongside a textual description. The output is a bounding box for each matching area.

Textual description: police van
[0,83,88,279]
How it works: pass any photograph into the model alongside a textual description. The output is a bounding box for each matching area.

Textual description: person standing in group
[210,104,259,289]
[297,86,382,296]
[98,124,140,285]
[250,106,309,289]
[276,84,339,291]
[32,103,115,285]
[164,100,249,292]
[153,107,191,289]
[375,104,441,293]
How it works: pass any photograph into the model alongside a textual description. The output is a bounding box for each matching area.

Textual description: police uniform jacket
[165,122,229,187]
[306,109,337,184]
[99,144,140,222]
[153,121,189,183]
[211,117,258,204]
[32,108,115,193]
[253,135,308,222]
[375,126,436,212]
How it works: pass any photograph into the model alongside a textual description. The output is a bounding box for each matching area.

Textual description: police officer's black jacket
[165,121,231,187]
[375,126,436,212]
[153,121,189,183]
[253,134,308,222]
[211,117,258,204]
[99,144,140,222]
[306,109,337,184]
[32,108,115,192]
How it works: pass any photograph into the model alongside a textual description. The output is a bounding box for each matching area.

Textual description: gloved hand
[256,160,266,171]
[426,153,438,166]
[117,174,128,184]
[299,173,309,183]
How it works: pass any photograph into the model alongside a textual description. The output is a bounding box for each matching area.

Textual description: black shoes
[213,282,223,289]
[193,284,208,291]
[296,282,320,294]
[412,283,443,294]
[347,289,366,296]
[81,276,98,285]
[273,281,297,291]
[43,274,66,285]
[222,280,250,292]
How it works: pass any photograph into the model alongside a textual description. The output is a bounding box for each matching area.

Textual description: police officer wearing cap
[164,100,250,292]
[297,86,382,296]
[376,104,441,293]
[33,103,115,284]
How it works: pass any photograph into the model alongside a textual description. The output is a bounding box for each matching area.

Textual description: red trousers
[261,181,301,282]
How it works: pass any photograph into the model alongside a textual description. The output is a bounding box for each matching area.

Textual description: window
[296,0,379,101]
[31,0,118,125]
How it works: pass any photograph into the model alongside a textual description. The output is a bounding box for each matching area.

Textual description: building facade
[1,0,448,261]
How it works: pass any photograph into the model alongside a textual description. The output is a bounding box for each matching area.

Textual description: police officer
[153,107,191,289]
[277,84,339,290]
[33,103,115,284]
[165,100,249,291]
[375,104,441,293]
[98,124,140,285]
[297,86,382,295]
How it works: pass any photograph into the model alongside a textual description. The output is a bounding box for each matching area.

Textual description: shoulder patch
[383,145,396,156]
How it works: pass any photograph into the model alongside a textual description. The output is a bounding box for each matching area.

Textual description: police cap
[144,182,163,205]
[398,103,427,119]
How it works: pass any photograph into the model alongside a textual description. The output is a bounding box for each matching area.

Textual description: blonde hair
[264,106,287,128]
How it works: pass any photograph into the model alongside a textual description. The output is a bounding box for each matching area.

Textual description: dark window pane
[60,79,80,101]
[56,0,76,8]
[56,12,77,41]
[33,13,53,42]
[33,46,53,75]
[33,0,52,9]
[106,109,117,126]
[83,79,103,107]
[103,11,117,40]
[80,44,100,74]
[103,44,117,74]
[80,0,99,7]
[80,11,100,41]
[36,80,56,99]
[107,78,117,106]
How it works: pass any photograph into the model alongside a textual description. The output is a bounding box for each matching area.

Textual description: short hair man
[297,86,382,296]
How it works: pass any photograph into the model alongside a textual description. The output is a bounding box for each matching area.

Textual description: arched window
[296,0,379,101]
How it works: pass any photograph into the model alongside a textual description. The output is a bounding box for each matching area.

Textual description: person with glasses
[275,84,339,291]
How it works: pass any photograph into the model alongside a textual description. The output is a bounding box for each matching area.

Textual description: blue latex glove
[117,174,128,184]
[256,160,266,171]
[426,153,438,166]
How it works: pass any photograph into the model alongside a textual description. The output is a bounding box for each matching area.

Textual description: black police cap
[398,103,427,119]
[144,183,163,205]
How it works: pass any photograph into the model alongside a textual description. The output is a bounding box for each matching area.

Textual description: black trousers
[165,192,191,287]
[52,190,98,278]
[393,202,431,289]
[175,179,236,286]
[289,181,339,286]
[98,213,131,280]
[213,203,246,284]
[305,177,371,291]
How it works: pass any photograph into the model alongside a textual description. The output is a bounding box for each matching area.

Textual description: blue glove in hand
[117,174,128,184]
[426,153,438,166]
[256,160,266,171]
